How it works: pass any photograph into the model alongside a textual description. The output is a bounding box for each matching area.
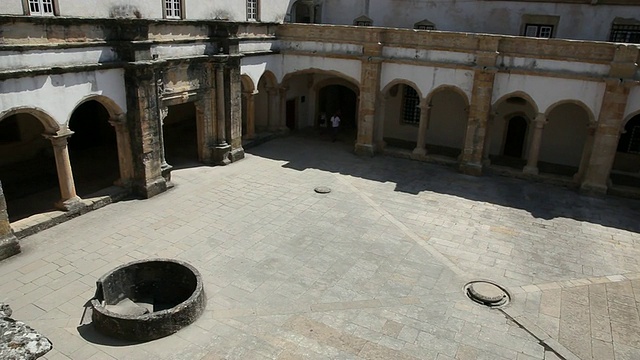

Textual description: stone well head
[90,258,205,342]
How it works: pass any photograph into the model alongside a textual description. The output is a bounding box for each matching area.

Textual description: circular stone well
[464,280,510,308]
[90,259,205,342]
[314,186,331,194]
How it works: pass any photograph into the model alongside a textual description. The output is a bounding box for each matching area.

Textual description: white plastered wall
[0,69,127,128]
[281,55,361,85]
[493,73,604,118]
[241,54,283,90]
[380,63,474,101]
[623,85,640,122]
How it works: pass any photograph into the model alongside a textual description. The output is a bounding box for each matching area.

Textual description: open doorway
[163,102,199,168]
[318,84,358,142]
[503,116,528,158]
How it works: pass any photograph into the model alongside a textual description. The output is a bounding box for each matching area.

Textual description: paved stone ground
[1,134,640,360]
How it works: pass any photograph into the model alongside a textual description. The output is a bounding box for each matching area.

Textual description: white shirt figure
[330,114,341,128]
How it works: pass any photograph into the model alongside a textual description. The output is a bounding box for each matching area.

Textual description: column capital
[108,113,127,127]
[44,129,74,147]
[533,113,547,128]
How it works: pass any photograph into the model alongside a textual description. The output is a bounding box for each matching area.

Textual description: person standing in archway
[330,110,341,142]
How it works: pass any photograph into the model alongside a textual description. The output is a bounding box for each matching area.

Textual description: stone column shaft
[46,131,81,211]
[523,113,547,175]
[413,100,431,156]
[355,43,382,156]
[216,66,228,145]
[244,91,256,139]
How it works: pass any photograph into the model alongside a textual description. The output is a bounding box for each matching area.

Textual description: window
[402,86,421,125]
[609,23,640,43]
[414,19,435,31]
[164,0,182,19]
[524,24,553,38]
[27,0,55,16]
[618,116,640,154]
[354,15,372,27]
[247,0,259,21]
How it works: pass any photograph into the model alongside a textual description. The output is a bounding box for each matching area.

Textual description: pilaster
[580,80,631,194]
[460,69,496,176]
[108,113,135,188]
[213,64,231,165]
[124,66,168,198]
[355,42,383,157]
[228,60,245,162]
[243,90,257,140]
[412,99,431,157]
[0,181,20,261]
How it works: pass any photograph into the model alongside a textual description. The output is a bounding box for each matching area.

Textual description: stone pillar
[228,60,245,162]
[213,64,231,165]
[481,112,495,166]
[0,182,20,261]
[45,130,82,211]
[124,66,168,198]
[580,80,631,194]
[355,42,383,156]
[266,87,279,132]
[459,69,496,175]
[412,99,431,157]
[108,113,135,188]
[374,93,388,151]
[243,90,256,139]
[523,113,547,175]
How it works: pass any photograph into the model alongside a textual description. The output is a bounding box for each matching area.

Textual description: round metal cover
[314,186,331,194]
[464,281,510,307]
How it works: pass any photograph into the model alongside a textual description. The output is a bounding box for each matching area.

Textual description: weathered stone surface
[0,304,52,360]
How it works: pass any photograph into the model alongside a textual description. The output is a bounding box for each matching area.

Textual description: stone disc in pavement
[314,186,331,194]
[468,282,507,304]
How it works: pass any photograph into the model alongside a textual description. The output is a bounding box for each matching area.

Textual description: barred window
[247,0,259,21]
[402,86,421,125]
[164,0,182,19]
[609,24,640,43]
[617,116,640,154]
[28,0,55,16]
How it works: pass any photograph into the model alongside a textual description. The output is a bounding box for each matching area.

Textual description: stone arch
[241,75,257,139]
[0,107,60,135]
[544,99,596,126]
[540,101,592,176]
[611,111,640,186]
[381,79,424,100]
[255,71,280,132]
[281,68,360,89]
[422,85,470,157]
[500,111,530,159]
[315,77,360,135]
[491,91,539,114]
[380,80,423,150]
[66,95,125,126]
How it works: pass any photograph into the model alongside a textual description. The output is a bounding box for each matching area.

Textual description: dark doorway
[318,84,358,140]
[286,99,296,130]
[163,102,198,168]
[0,114,58,221]
[503,116,528,158]
[68,100,120,197]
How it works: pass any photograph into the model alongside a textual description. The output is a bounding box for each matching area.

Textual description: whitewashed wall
[624,85,640,122]
[0,69,127,127]
[381,63,474,101]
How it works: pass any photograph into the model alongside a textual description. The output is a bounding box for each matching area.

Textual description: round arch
[425,85,469,107]
[281,68,360,89]
[66,95,125,126]
[544,99,596,126]
[313,77,360,95]
[381,79,424,100]
[258,70,279,88]
[241,74,256,93]
[0,107,60,134]
[491,91,540,115]
[622,109,640,129]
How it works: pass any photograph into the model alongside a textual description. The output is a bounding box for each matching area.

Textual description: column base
[579,181,608,196]
[230,147,245,163]
[459,162,483,176]
[354,143,375,157]
[55,196,82,212]
[411,147,427,158]
[523,165,539,175]
[133,177,168,199]
[161,163,173,184]
[213,144,231,166]
[0,235,20,262]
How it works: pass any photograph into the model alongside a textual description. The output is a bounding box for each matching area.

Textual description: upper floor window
[247,0,259,21]
[414,19,435,31]
[164,0,183,19]
[609,20,640,43]
[520,14,559,39]
[524,24,553,38]
[27,0,55,16]
[354,15,372,27]
[402,85,421,125]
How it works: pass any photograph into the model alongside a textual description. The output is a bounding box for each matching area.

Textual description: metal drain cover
[314,186,331,194]
[465,281,510,307]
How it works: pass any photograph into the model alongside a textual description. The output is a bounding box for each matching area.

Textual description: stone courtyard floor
[2,134,640,360]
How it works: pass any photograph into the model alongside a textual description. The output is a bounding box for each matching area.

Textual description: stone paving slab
[1,135,640,359]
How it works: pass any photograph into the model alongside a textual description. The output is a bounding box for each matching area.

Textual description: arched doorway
[292,0,319,23]
[318,84,358,141]
[0,113,58,221]
[488,95,538,169]
[503,116,528,158]
[68,100,120,197]
[255,71,278,133]
[540,102,591,177]
[424,87,469,158]
[162,102,199,168]
[611,113,640,187]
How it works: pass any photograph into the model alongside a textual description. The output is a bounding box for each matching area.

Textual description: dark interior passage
[68,100,120,197]
[318,84,358,141]
[503,116,528,158]
[163,102,199,168]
